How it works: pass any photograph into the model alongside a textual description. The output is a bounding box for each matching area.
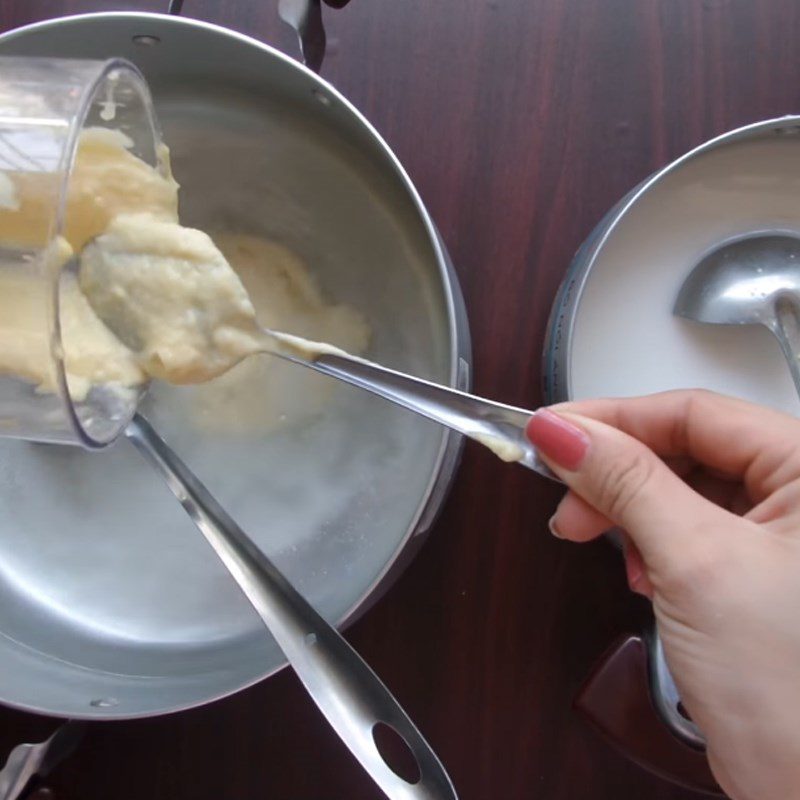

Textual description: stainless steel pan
[0,10,470,720]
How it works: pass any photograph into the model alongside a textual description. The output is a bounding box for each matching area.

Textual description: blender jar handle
[166,0,352,73]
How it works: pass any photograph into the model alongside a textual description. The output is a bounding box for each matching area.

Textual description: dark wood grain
[0,1,797,798]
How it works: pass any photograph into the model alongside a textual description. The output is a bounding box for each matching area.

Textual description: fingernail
[548,515,563,539]
[526,409,590,471]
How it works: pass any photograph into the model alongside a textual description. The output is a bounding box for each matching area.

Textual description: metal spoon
[79,239,548,475]
[125,414,457,800]
[674,233,800,394]
[259,330,552,476]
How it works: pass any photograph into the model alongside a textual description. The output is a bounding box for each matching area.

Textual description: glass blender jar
[0,57,165,448]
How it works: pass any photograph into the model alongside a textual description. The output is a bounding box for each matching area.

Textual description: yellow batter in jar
[0,126,369,412]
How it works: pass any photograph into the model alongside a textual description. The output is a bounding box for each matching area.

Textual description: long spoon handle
[125,414,458,800]
[267,339,552,476]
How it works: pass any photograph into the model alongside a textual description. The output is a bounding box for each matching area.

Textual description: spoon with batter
[80,213,549,475]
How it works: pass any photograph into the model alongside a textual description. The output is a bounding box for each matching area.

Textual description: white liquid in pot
[570,135,800,415]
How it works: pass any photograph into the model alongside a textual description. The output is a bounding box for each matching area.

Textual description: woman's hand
[526,390,800,800]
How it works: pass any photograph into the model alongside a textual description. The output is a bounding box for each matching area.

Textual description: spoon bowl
[675,233,800,395]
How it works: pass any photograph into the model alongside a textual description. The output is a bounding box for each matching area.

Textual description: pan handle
[166,0,352,73]
[277,0,326,72]
[574,634,722,795]
[605,531,705,748]
[647,630,706,749]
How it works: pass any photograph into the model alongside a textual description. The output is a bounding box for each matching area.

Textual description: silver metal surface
[675,233,800,396]
[647,633,706,750]
[126,414,456,800]
[0,722,84,800]
[269,340,552,477]
[0,13,470,720]
[278,0,326,72]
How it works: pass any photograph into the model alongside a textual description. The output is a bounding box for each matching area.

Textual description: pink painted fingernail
[526,409,590,471]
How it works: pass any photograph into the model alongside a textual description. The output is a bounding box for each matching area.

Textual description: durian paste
[0,127,369,427]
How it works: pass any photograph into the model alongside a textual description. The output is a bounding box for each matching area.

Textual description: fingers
[746,478,800,533]
[550,457,722,543]
[549,495,653,597]
[550,491,611,541]
[547,495,653,597]
[685,470,751,515]
[551,390,800,503]
[527,408,736,571]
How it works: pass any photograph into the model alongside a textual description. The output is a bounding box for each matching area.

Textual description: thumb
[526,409,729,570]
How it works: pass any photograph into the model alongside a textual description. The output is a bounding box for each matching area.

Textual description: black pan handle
[166,0,352,72]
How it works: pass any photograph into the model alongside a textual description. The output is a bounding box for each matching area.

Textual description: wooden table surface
[0,1,797,798]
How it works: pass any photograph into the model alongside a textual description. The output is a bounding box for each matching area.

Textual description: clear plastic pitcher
[0,57,165,448]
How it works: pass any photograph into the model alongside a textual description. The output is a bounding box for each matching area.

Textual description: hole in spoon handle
[372,722,422,784]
